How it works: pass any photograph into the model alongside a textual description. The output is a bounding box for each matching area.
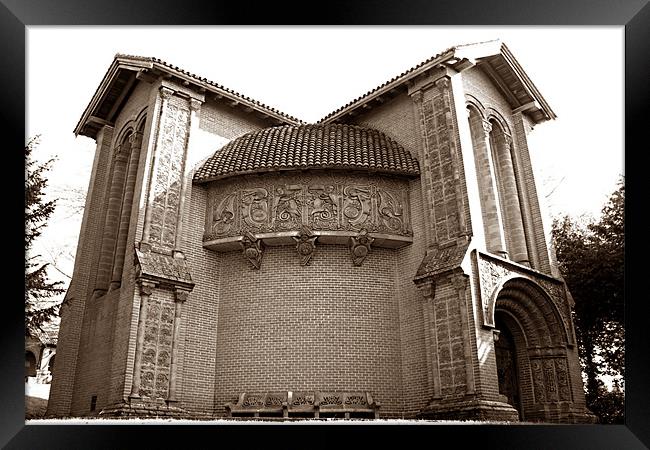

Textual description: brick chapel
[47,40,596,422]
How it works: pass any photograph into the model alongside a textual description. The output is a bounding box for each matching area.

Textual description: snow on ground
[27,418,522,425]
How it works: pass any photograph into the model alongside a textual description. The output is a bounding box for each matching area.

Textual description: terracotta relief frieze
[204,174,412,242]
[149,97,191,253]
[139,293,174,399]
[529,356,573,405]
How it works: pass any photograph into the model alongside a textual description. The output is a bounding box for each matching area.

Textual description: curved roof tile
[193,124,420,183]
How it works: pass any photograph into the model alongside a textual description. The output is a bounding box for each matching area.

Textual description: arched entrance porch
[492,277,576,422]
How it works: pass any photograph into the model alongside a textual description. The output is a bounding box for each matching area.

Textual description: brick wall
[199,98,271,139]
[213,243,404,417]
[46,124,114,417]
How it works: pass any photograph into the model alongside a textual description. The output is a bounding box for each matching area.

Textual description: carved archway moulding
[472,250,574,346]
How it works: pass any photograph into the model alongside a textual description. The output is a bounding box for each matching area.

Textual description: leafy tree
[25,136,64,337]
[551,177,624,424]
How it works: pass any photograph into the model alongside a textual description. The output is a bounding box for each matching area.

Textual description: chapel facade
[47,41,595,422]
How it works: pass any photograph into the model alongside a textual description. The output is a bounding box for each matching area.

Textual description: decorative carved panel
[555,358,572,401]
[476,255,510,327]
[149,98,191,252]
[531,359,546,403]
[474,252,574,345]
[204,173,412,242]
[543,358,558,402]
[139,293,174,399]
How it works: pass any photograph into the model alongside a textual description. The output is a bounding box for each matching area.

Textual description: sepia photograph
[16,20,639,446]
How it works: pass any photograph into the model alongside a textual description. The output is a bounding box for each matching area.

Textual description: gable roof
[318,40,556,125]
[74,54,304,139]
[76,41,555,139]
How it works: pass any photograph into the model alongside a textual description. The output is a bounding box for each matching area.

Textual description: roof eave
[74,55,303,140]
[319,40,556,125]
[148,60,303,127]
[318,48,457,124]
[498,43,557,123]
[73,56,154,138]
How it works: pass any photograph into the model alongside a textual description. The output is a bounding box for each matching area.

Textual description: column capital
[174,288,190,303]
[160,86,175,100]
[409,90,423,104]
[414,277,435,303]
[481,120,493,134]
[189,98,203,112]
[138,280,157,296]
[433,75,451,90]
[128,131,144,147]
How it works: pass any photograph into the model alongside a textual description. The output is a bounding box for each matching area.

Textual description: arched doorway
[492,277,574,422]
[494,316,522,418]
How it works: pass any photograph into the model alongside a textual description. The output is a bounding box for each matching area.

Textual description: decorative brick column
[511,112,551,273]
[110,132,143,290]
[172,98,202,259]
[112,82,198,417]
[167,288,190,404]
[129,280,156,399]
[467,111,508,259]
[490,129,529,266]
[93,141,130,297]
[140,86,176,251]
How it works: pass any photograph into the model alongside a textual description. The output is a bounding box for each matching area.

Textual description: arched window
[488,118,529,266]
[110,119,146,290]
[94,117,146,296]
[466,106,507,258]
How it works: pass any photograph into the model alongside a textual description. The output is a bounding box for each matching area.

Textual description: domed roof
[193,123,419,183]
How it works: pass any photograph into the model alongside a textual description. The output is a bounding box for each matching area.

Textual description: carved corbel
[349,229,374,266]
[292,226,317,266]
[240,231,263,270]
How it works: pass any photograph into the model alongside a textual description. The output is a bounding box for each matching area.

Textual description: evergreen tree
[552,177,624,423]
[25,136,64,337]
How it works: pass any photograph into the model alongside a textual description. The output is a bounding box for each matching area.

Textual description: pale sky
[26,26,624,298]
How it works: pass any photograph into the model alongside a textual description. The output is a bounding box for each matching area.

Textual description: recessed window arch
[94,114,147,296]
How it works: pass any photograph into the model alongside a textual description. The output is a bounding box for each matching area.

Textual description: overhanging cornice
[318,40,556,125]
[74,54,304,139]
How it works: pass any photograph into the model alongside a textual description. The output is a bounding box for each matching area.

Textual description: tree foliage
[25,136,64,337]
[551,177,624,424]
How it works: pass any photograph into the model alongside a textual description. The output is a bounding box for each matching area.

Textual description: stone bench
[225,391,380,419]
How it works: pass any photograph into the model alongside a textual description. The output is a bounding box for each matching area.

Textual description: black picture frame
[4,0,648,448]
